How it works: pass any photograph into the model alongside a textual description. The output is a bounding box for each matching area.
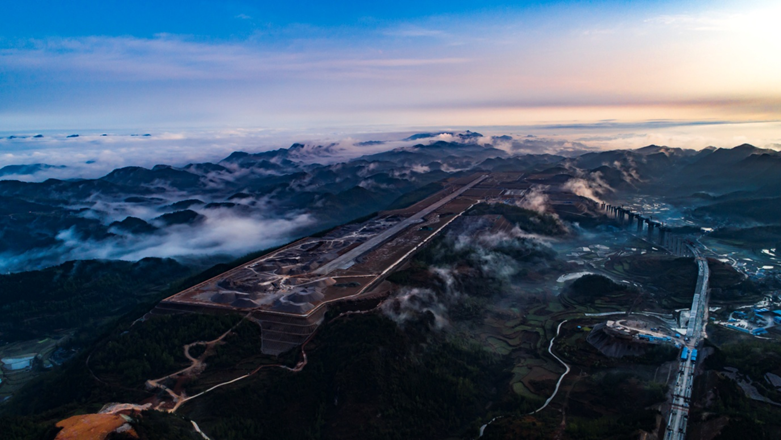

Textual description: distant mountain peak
[636,144,666,151]
[402,130,483,142]
[0,163,67,177]
[223,151,250,161]
[712,143,772,156]
[633,145,678,155]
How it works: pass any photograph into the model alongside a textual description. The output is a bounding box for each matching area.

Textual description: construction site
[155,171,598,355]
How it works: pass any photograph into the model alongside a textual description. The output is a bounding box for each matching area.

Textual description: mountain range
[0,135,779,272]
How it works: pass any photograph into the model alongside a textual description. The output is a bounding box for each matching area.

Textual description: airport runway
[314,174,488,275]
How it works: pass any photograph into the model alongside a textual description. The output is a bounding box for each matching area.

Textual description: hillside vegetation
[0,258,191,343]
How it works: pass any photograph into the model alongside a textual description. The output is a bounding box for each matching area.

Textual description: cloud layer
[1,2,780,131]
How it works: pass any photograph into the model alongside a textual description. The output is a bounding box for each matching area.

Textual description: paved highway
[314,174,488,275]
[664,245,709,440]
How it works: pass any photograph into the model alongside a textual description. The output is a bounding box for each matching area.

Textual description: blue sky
[1,0,779,157]
[2,1,682,39]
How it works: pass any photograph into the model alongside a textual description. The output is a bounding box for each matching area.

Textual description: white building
[1,354,36,371]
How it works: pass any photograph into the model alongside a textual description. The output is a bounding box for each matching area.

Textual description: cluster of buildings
[720,307,781,336]
[0,338,72,402]
[680,347,698,362]
[1,353,37,401]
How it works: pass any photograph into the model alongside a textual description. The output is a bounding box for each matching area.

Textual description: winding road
[534,319,572,414]
[150,307,382,414]
[479,319,572,437]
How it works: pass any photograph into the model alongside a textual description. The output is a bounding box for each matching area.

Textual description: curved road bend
[479,319,571,437]
[165,307,381,412]
[535,319,572,414]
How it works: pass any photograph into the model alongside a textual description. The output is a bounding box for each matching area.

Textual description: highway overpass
[664,246,709,440]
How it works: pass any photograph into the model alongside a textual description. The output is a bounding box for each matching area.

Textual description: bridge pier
[602,204,690,258]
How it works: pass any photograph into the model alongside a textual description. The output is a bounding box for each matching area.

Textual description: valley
[2,139,781,439]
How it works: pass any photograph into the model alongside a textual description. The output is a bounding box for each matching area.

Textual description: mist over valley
[3,1,781,438]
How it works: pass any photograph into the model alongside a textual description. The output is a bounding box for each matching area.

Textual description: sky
[1,0,780,166]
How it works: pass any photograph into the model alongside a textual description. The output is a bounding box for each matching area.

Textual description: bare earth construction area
[157,171,593,355]
[158,173,498,354]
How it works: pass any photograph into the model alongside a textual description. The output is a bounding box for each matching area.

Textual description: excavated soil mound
[55,414,137,440]
[586,322,647,358]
